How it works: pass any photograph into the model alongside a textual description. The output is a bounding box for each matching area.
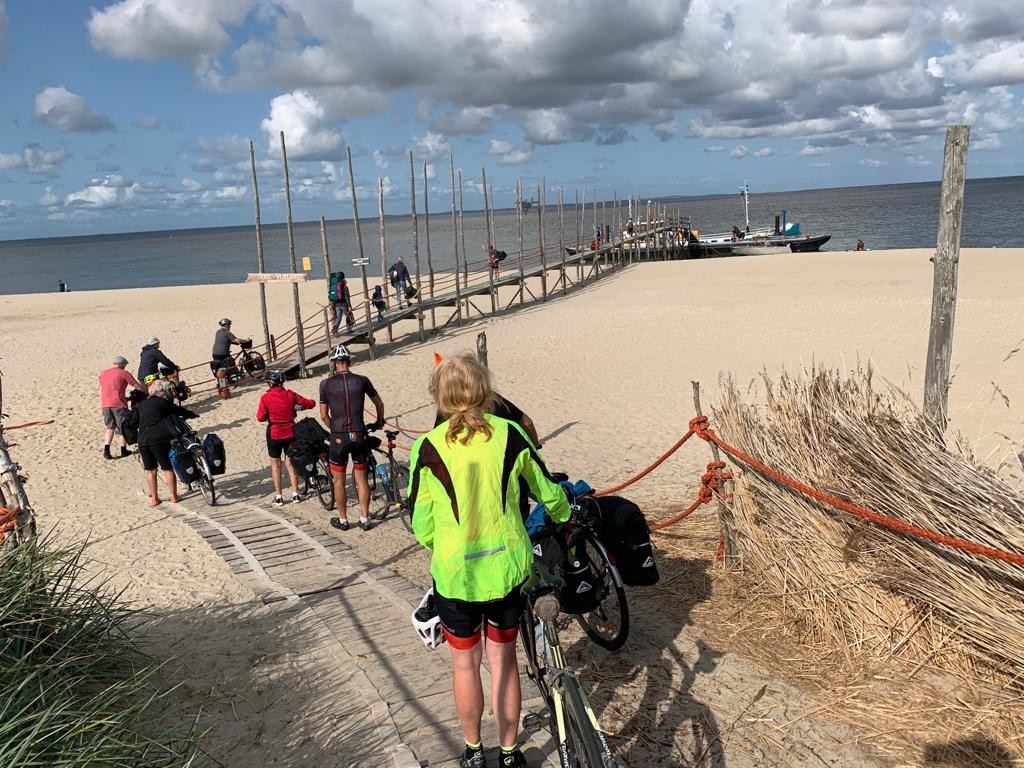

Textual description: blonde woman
[136,379,198,506]
[409,354,570,768]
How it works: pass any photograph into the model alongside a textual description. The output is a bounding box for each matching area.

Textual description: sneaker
[103,446,113,460]
[330,517,350,531]
[273,496,285,507]
[498,748,527,767]
[459,744,486,768]
[291,493,302,504]
[120,447,131,458]
[358,518,373,531]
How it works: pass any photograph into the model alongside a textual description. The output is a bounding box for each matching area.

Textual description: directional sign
[245,273,309,283]
[352,257,370,266]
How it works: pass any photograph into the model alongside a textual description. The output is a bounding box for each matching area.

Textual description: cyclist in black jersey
[319,345,385,531]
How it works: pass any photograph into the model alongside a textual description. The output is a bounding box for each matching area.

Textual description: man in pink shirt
[100,355,144,459]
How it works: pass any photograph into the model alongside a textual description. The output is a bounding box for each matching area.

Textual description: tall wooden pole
[458,168,467,288]
[924,125,970,433]
[558,186,566,295]
[449,154,463,326]
[482,166,497,314]
[538,180,547,301]
[319,216,333,330]
[423,161,436,330]
[378,178,393,342]
[476,331,488,368]
[575,189,582,282]
[516,179,525,307]
[248,140,271,353]
[409,151,425,342]
[346,147,374,359]
[279,131,306,376]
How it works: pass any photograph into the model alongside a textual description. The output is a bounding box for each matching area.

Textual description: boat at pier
[699,182,831,254]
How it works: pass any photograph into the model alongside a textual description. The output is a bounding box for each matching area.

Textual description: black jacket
[137,396,197,446]
[388,260,411,283]
[138,344,177,381]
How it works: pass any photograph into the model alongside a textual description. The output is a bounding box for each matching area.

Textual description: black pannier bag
[203,434,226,475]
[596,495,660,586]
[293,417,329,448]
[557,542,602,615]
[169,441,199,485]
[287,443,318,479]
[120,407,140,446]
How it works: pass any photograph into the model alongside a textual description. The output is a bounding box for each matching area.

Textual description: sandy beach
[2,246,1022,765]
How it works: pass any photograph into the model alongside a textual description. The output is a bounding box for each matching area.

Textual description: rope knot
[698,461,732,503]
[689,415,713,441]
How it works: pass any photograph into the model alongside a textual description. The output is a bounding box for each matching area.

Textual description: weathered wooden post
[538,180,548,300]
[0,370,34,538]
[482,166,497,314]
[319,216,333,329]
[476,331,488,369]
[449,154,463,326]
[377,178,394,343]
[516,179,525,307]
[345,147,375,359]
[422,161,436,331]
[924,124,970,433]
[458,168,468,289]
[409,151,425,342]
[558,186,567,295]
[692,381,737,563]
[248,140,271,354]
[279,131,307,376]
[575,189,582,281]
[322,307,332,357]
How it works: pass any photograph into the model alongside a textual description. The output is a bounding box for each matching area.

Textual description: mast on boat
[740,180,750,233]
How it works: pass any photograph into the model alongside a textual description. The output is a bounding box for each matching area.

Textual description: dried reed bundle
[713,366,1024,686]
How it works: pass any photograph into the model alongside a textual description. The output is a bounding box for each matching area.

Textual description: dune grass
[0,536,198,767]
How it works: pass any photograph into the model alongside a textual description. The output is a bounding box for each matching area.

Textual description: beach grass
[0,536,198,767]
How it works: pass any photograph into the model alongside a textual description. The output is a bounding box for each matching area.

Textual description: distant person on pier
[57,280,66,293]
[856,239,866,251]
[388,257,412,309]
[626,219,634,237]
[329,272,354,335]
[731,226,742,243]
[371,284,387,321]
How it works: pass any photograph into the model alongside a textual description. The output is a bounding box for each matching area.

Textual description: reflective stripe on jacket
[408,414,571,603]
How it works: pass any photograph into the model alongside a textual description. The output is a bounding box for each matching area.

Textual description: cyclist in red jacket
[256,370,316,505]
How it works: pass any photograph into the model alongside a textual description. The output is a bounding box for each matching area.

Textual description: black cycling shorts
[139,442,172,471]
[266,427,295,459]
[435,582,525,650]
[329,431,368,472]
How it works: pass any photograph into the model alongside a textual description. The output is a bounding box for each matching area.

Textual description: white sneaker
[291,493,302,504]
[272,496,284,506]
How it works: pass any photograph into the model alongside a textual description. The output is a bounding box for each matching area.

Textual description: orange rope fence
[4,420,54,431]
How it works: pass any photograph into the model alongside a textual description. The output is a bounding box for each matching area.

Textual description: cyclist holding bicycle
[319,345,385,532]
[409,353,570,768]
[257,370,315,506]
[211,319,251,397]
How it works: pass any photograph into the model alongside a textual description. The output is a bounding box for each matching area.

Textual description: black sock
[464,742,483,757]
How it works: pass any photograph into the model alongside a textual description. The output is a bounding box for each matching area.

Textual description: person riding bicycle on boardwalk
[138,337,177,382]
[137,379,198,507]
[99,354,145,460]
[257,369,315,506]
[409,353,570,768]
[211,319,252,397]
[319,344,384,532]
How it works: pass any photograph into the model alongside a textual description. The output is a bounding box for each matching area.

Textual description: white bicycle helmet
[218,318,232,327]
[411,587,445,650]
[330,344,351,361]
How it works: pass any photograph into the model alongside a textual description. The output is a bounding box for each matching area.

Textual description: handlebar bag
[203,434,226,475]
[596,495,660,586]
[169,441,200,484]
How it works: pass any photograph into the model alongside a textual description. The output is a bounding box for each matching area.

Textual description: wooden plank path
[160,486,560,767]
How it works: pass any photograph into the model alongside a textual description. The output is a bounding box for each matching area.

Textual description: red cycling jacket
[256,387,316,441]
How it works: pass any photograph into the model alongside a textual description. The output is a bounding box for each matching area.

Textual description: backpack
[203,434,226,475]
[120,407,140,446]
[389,269,399,286]
[595,495,660,586]
[328,272,346,302]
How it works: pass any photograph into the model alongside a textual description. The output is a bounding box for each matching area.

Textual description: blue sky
[0,0,1022,239]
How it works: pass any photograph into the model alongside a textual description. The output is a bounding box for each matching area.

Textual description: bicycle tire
[314,457,334,511]
[388,461,411,531]
[193,450,217,506]
[574,531,629,651]
[242,351,266,375]
[562,674,618,767]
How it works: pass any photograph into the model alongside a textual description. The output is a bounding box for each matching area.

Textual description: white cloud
[372,150,388,170]
[487,139,534,165]
[0,144,70,174]
[39,187,59,206]
[800,145,832,156]
[858,158,887,167]
[34,86,114,132]
[88,0,252,63]
[753,147,774,157]
[182,178,203,191]
[904,154,932,166]
[66,185,120,207]
[261,90,342,160]
[730,145,749,159]
[135,115,160,129]
[0,1,9,67]
[411,131,450,162]
[973,133,1003,150]
[704,145,726,153]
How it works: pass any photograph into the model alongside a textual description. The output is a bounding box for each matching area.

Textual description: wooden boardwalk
[162,486,560,767]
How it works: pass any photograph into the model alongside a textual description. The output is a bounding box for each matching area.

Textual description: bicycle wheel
[388,460,411,531]
[193,450,217,506]
[562,674,620,767]
[574,531,629,651]
[243,351,266,375]
[314,457,334,511]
